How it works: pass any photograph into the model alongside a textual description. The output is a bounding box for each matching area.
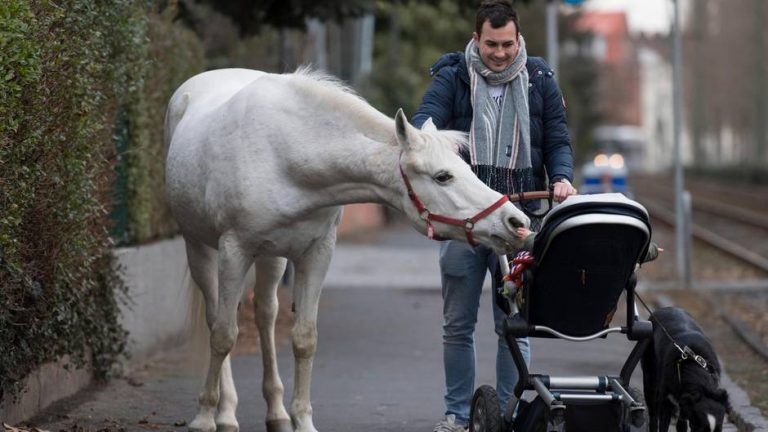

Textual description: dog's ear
[712,388,730,411]
[680,389,703,406]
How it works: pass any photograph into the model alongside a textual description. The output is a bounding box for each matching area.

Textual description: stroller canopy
[533,193,651,264]
[525,193,652,337]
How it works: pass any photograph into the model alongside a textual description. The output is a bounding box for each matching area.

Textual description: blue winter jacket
[412,53,574,191]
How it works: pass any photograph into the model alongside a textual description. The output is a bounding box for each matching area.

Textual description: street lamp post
[550,0,586,78]
[546,0,559,77]
[672,0,692,288]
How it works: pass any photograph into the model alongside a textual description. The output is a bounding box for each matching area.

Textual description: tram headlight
[608,153,625,169]
[593,153,608,167]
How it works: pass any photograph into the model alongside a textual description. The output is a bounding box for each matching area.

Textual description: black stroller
[470,193,654,432]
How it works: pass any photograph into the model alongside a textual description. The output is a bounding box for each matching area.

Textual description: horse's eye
[433,171,453,184]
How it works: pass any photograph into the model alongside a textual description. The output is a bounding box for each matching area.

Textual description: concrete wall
[0,356,92,425]
[337,204,385,237]
[115,237,192,365]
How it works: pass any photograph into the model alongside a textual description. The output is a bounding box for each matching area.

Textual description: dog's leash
[634,292,710,375]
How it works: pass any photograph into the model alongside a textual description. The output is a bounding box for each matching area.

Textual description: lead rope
[634,291,709,379]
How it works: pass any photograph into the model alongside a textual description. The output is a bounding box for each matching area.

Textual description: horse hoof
[216,423,239,432]
[188,419,216,432]
[266,419,293,432]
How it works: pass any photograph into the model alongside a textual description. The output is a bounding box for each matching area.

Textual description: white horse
[165,68,530,432]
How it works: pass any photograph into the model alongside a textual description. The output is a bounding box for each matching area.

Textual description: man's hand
[552,179,577,202]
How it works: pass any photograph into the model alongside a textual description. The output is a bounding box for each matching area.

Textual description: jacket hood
[429,52,469,84]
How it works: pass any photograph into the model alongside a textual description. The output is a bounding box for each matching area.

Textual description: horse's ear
[395,108,416,150]
[421,117,437,132]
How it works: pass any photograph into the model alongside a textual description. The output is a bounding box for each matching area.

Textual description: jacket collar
[430,52,549,89]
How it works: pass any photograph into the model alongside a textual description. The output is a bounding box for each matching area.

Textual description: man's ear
[421,117,437,132]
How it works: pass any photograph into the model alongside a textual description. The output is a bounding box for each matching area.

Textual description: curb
[0,356,92,425]
[723,372,768,432]
[652,294,768,432]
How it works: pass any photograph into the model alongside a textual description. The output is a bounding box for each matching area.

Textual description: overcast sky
[583,0,673,35]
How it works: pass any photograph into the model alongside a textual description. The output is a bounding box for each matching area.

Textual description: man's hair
[475,0,520,36]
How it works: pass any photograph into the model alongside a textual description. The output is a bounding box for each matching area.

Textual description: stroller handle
[507,190,555,220]
[506,190,553,203]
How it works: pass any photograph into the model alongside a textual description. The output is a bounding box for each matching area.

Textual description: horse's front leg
[192,233,251,432]
[290,232,337,432]
[216,355,239,432]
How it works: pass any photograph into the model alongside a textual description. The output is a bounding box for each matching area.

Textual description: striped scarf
[465,36,534,194]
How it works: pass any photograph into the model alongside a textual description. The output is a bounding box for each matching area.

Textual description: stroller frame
[502,273,652,431]
[475,193,655,432]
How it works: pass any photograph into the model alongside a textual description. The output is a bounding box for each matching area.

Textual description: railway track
[631,176,768,275]
[631,175,768,371]
[680,177,768,213]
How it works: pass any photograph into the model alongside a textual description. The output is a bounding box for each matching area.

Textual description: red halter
[399,164,510,246]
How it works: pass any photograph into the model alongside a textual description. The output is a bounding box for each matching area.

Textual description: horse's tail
[182,266,210,374]
[164,90,191,149]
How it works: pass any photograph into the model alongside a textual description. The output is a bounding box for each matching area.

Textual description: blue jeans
[439,240,531,425]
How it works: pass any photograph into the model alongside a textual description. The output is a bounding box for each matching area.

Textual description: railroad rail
[631,176,768,424]
[631,178,768,275]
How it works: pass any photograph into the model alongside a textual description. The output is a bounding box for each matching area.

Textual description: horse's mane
[286,67,468,154]
[287,67,392,140]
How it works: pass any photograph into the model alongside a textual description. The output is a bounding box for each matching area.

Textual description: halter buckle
[420,210,430,221]
[464,219,475,231]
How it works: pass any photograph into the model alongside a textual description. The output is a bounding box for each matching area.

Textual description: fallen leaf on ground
[3,423,51,432]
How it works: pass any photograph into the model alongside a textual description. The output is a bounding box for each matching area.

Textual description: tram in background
[579,126,645,197]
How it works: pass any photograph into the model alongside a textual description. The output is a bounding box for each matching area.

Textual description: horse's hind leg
[290,231,337,432]
[253,257,292,432]
[187,235,250,432]
[184,238,221,432]
[185,238,240,432]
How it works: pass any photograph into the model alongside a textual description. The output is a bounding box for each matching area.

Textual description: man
[411,1,576,430]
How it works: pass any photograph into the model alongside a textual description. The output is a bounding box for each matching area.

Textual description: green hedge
[0,1,204,400]
[118,7,205,244]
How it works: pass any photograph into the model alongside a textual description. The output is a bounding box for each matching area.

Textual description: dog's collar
[676,345,717,384]
[678,345,708,369]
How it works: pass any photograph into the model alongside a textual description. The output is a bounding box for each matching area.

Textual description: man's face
[472,20,520,72]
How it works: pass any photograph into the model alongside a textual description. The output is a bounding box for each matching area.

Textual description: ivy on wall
[123,8,205,244]
[0,0,204,400]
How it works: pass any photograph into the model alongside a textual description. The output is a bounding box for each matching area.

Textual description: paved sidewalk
[25,226,744,431]
[324,225,496,290]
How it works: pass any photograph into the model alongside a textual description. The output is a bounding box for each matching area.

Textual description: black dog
[641,307,730,432]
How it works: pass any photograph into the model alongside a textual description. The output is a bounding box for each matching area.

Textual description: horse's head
[393,109,529,254]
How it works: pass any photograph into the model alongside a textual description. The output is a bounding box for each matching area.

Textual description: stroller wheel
[470,385,501,432]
